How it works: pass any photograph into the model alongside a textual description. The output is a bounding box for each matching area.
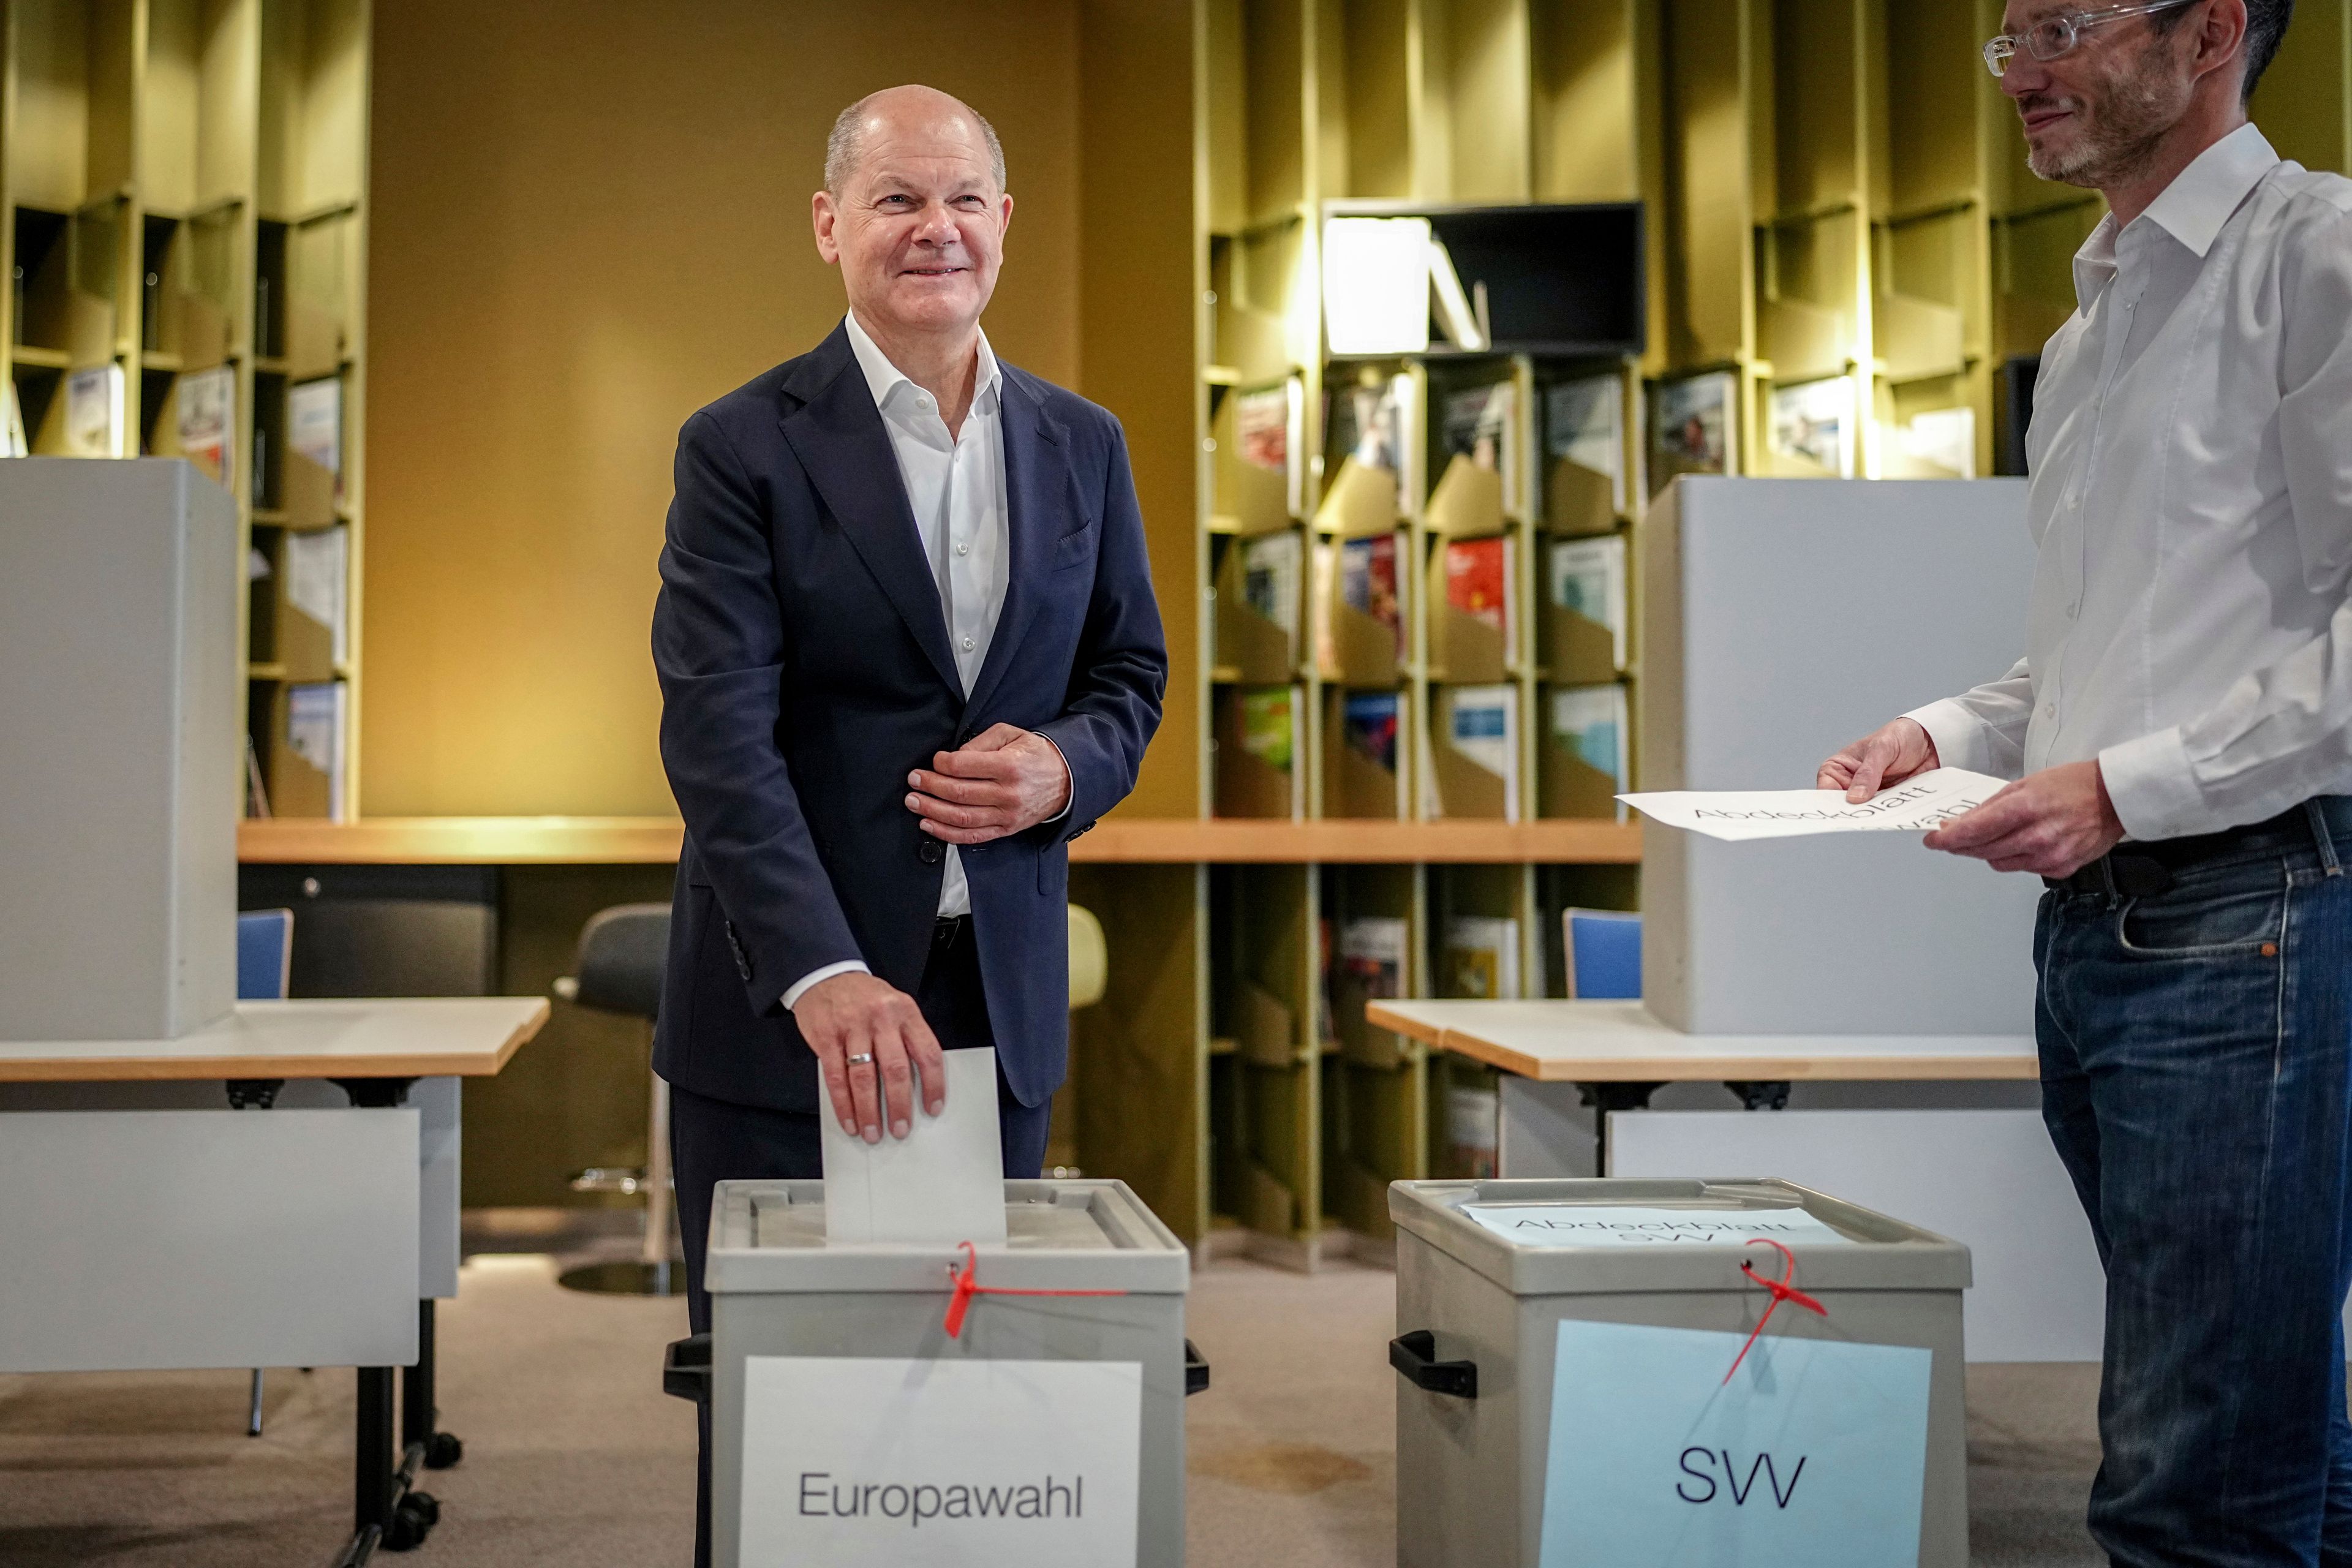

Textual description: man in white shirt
[1821,2,2352,1560]
[650,84,1166,1565]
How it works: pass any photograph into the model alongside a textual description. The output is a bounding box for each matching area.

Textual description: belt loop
[2306,799,2343,877]
[2095,856,2119,907]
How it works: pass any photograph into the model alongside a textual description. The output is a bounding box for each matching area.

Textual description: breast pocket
[1050,522,1098,573]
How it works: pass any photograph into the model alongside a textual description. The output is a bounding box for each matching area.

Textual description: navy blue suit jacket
[650,322,1166,1113]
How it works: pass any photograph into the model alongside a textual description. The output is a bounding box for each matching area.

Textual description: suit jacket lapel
[963,369,1067,718]
[779,325,962,696]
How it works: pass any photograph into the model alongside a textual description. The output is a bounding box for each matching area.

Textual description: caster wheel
[424,1431,464,1469]
[382,1492,439,1551]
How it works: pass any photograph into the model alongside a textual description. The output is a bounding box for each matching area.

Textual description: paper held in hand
[820,1046,1007,1246]
[1617,768,2008,842]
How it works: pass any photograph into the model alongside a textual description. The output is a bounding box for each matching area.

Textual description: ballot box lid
[703,1178,1191,1296]
[1389,1177,1972,1297]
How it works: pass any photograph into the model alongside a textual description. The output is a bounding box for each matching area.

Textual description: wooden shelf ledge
[239,816,1642,867]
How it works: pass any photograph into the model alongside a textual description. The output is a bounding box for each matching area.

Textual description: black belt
[2045,796,2352,899]
[932,914,971,948]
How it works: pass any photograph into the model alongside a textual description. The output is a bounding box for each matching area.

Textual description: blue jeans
[2036,801,2352,1566]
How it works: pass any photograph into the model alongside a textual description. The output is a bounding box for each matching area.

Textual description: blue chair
[1563,909,1642,1001]
[238,910,293,1003]
[235,908,294,1437]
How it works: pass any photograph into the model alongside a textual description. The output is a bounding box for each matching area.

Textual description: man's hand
[1818,718,1941,802]
[791,971,946,1143]
[1924,760,2124,878]
[905,724,1072,845]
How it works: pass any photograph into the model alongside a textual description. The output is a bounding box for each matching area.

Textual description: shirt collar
[842,309,1000,420]
[2072,123,2280,308]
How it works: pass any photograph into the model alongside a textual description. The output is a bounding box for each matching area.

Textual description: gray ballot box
[699,1178,1194,1568]
[1390,1178,1970,1568]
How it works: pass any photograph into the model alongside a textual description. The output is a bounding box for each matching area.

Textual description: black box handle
[1390,1330,1477,1399]
[663,1332,710,1404]
[1185,1338,1210,1396]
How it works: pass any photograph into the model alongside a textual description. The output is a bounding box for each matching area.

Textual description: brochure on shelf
[278,525,349,676]
[1212,535,1296,685]
[1650,371,1737,497]
[1771,375,1858,478]
[1331,916,1410,1068]
[63,364,123,458]
[1445,915,1520,1000]
[1325,688,1407,820]
[271,680,348,821]
[1429,536,1511,685]
[1542,535,1626,684]
[1321,372,1414,526]
[1431,683,1519,821]
[285,375,342,524]
[1214,377,1303,532]
[1215,685,1303,820]
[175,366,235,490]
[1314,533,1403,684]
[1541,684,1630,820]
[1429,380,1520,533]
[1543,374,1626,535]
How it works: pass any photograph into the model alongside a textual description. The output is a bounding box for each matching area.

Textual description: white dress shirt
[1909,126,2352,842]
[782,311,1013,1010]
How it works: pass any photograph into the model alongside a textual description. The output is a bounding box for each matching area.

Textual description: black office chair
[552,903,677,1296]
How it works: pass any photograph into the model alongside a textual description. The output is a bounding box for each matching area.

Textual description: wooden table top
[237,815,1643,866]
[0,997,551,1084]
[1366,998,2038,1084]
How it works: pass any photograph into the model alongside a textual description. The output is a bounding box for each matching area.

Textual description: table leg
[402,1300,464,1469]
[1578,1083,1665,1177]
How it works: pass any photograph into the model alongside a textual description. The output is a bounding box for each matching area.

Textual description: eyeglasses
[1983,0,2199,77]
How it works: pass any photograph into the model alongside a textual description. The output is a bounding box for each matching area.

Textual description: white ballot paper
[821,1046,1007,1246]
[1618,768,2008,842]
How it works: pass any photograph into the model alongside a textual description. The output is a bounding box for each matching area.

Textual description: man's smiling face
[818,105,1009,341]
[1998,1,2199,187]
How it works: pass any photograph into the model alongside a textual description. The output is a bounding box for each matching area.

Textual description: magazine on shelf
[1445,536,1512,635]
[1544,374,1628,522]
[1234,378,1306,519]
[175,366,235,489]
[1343,534,1403,650]
[1545,684,1632,820]
[1439,682,1521,821]
[1649,371,1736,494]
[1770,375,1856,478]
[1442,380,1521,513]
[1242,530,1303,641]
[1446,915,1521,1001]
[1343,691,1401,774]
[1899,407,1978,478]
[64,364,123,458]
[1546,535,1627,673]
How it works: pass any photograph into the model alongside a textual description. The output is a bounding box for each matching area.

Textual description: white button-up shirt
[1910,126,2352,841]
[781,311,1011,1010]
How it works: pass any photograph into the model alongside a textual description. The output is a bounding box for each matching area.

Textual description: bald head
[824,85,1006,196]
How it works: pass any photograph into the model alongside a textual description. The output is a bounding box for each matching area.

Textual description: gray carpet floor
[0,1232,2104,1566]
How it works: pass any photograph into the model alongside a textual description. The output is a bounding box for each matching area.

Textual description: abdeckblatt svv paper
[821,1046,1007,1246]
[1618,767,2008,842]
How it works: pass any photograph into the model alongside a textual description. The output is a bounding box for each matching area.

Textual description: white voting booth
[1515,478,2112,1362]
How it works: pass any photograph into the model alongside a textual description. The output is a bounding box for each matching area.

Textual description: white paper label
[739,1355,1141,1567]
[1461,1204,1852,1248]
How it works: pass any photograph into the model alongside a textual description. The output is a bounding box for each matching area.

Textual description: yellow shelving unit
[2,0,368,820]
